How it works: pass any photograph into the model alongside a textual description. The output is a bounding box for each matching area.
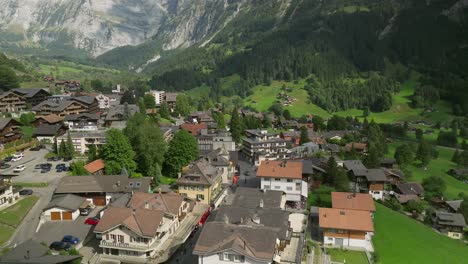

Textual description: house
[392,182,424,204]
[177,158,223,204]
[0,91,26,113]
[188,111,215,124]
[194,222,284,264]
[290,142,320,158]
[160,125,179,142]
[331,192,376,213]
[54,174,151,206]
[0,239,81,264]
[33,114,64,127]
[445,200,463,213]
[96,93,121,109]
[348,165,389,200]
[344,142,367,153]
[380,158,396,168]
[12,88,51,106]
[146,90,165,106]
[197,129,235,155]
[95,192,189,262]
[0,177,18,210]
[64,113,100,131]
[382,168,404,184]
[32,98,89,116]
[319,208,374,251]
[242,130,288,165]
[320,143,340,155]
[448,168,468,180]
[84,159,105,175]
[104,104,139,128]
[181,123,207,136]
[165,92,178,112]
[203,148,234,184]
[434,212,466,239]
[230,187,286,209]
[323,130,356,141]
[42,194,87,221]
[257,160,307,208]
[301,159,327,184]
[56,131,106,154]
[71,95,99,113]
[0,118,22,145]
[33,123,67,142]
[281,130,301,146]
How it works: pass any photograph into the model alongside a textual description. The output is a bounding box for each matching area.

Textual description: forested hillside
[141,0,468,116]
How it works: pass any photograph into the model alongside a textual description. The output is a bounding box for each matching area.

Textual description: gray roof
[396,182,424,195]
[204,148,230,167]
[436,212,466,227]
[0,239,80,264]
[231,187,284,209]
[0,118,20,130]
[64,113,100,121]
[446,200,463,212]
[32,99,78,112]
[55,175,151,194]
[322,130,356,139]
[321,143,340,152]
[12,88,50,98]
[72,95,96,105]
[365,169,388,182]
[33,124,64,136]
[105,104,139,121]
[343,160,367,171]
[44,194,86,211]
[301,160,326,174]
[212,206,291,240]
[177,159,223,186]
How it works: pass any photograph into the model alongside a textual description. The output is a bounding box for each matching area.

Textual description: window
[275,178,281,181]
[296,182,301,191]
[264,185,270,190]
[196,194,205,201]
[286,187,293,191]
[274,186,280,190]
[287,179,293,182]
[135,182,141,187]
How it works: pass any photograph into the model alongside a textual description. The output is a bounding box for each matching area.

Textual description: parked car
[80,207,92,216]
[30,145,45,151]
[42,163,52,168]
[52,157,61,161]
[55,163,66,169]
[63,157,72,162]
[49,241,71,251]
[11,153,24,162]
[46,157,55,161]
[34,164,42,169]
[3,156,13,162]
[13,165,26,172]
[85,217,99,225]
[19,189,33,195]
[0,163,11,169]
[62,235,80,245]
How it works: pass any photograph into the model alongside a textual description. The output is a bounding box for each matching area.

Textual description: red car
[85,217,99,225]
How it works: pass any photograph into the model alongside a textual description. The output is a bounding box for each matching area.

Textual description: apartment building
[242,129,288,165]
[197,129,235,155]
[56,131,106,154]
[0,91,26,113]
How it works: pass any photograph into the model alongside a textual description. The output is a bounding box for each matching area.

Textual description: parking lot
[1,148,71,183]
[34,207,102,249]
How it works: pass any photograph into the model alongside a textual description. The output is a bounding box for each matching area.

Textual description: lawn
[373,204,468,264]
[387,141,468,199]
[0,196,39,227]
[13,182,49,188]
[160,176,176,185]
[307,185,335,208]
[0,225,14,246]
[328,249,368,264]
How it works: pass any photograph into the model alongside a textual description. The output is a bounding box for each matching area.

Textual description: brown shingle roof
[256,160,302,179]
[181,123,207,135]
[84,159,105,174]
[36,114,64,124]
[127,192,183,215]
[319,208,374,232]
[331,192,376,212]
[95,207,165,237]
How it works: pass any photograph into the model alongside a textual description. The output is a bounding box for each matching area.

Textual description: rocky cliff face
[0,0,249,56]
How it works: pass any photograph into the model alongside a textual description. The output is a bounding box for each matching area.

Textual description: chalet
[84,159,105,175]
[12,88,51,106]
[64,113,100,131]
[96,93,121,109]
[202,148,233,184]
[319,208,374,251]
[177,158,223,204]
[188,111,215,124]
[0,91,26,113]
[32,98,89,116]
[72,95,99,113]
[257,160,307,208]
[331,192,376,213]
[32,123,67,142]
[291,142,320,158]
[281,130,301,146]
[104,104,139,128]
[229,187,286,210]
[352,168,389,200]
[165,92,178,112]
[181,122,207,136]
[392,182,424,204]
[344,142,367,153]
[320,143,340,155]
[33,114,64,127]
[434,212,466,239]
[0,176,19,210]
[445,200,463,213]
[159,125,179,142]
[380,157,396,168]
[448,168,468,180]
[0,118,22,145]
[382,168,404,184]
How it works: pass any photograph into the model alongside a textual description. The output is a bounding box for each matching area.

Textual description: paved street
[236,158,260,188]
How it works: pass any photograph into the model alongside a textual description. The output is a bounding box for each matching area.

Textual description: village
[0,82,466,264]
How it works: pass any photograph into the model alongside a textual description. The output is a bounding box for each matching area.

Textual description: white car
[13,165,26,173]
[11,154,24,162]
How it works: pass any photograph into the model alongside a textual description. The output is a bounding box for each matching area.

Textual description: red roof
[256,160,303,179]
[319,208,374,232]
[84,159,105,174]
[181,123,207,135]
[331,192,376,212]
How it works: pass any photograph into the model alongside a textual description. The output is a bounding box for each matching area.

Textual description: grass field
[0,196,39,227]
[387,141,468,199]
[328,249,368,264]
[159,176,176,185]
[13,182,48,188]
[374,204,468,264]
[0,225,14,246]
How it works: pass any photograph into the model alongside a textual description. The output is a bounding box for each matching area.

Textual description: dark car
[85,217,99,225]
[55,163,66,169]
[3,156,13,162]
[41,168,50,174]
[49,241,71,251]
[19,189,33,196]
[80,207,92,216]
[63,157,72,162]
[46,157,55,161]
[34,164,42,169]
[52,157,61,161]
[0,163,11,169]
[41,163,52,169]
[62,235,80,245]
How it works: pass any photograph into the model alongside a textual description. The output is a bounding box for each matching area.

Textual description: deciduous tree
[101,129,137,175]
[163,130,199,178]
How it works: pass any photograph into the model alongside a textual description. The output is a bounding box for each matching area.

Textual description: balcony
[100,240,154,252]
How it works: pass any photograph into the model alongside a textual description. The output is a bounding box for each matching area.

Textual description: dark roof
[12,88,50,98]
[380,158,396,165]
[44,194,86,211]
[177,159,223,186]
[64,113,100,121]
[0,118,21,130]
[0,239,80,264]
[32,99,83,112]
[72,95,96,105]
[445,200,463,212]
[204,148,230,167]
[212,206,290,240]
[231,187,284,209]
[365,169,388,182]
[321,143,340,153]
[396,182,424,195]
[105,104,139,121]
[193,222,279,261]
[343,160,366,171]
[55,175,151,194]
[436,212,466,227]
[33,124,65,137]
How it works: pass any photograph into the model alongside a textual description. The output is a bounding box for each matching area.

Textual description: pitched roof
[231,187,284,209]
[256,160,302,179]
[95,207,165,237]
[0,239,80,264]
[344,142,367,151]
[193,222,279,261]
[84,159,105,174]
[35,114,64,124]
[331,192,376,212]
[44,194,86,211]
[318,207,374,232]
[396,182,424,195]
[177,159,223,186]
[32,99,85,112]
[127,192,184,215]
[55,175,151,194]
[64,113,100,121]
[33,124,65,136]
[0,118,21,130]
[181,123,207,135]
[12,88,50,98]
[105,104,139,121]
[72,95,96,105]
[435,212,466,227]
[343,160,367,171]
[446,200,463,212]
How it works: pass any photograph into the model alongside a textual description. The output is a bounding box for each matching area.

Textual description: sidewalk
[152,203,209,263]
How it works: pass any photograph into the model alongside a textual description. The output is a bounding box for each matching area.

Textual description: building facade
[242,130,288,165]
[0,92,26,113]
[57,131,106,154]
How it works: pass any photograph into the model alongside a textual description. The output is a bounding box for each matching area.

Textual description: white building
[146,90,165,106]
[257,160,308,207]
[42,194,87,221]
[0,178,18,210]
[57,131,106,154]
[242,130,288,165]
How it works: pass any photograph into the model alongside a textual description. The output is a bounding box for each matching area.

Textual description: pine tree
[416,140,432,167]
[87,144,98,163]
[59,140,66,158]
[230,107,242,144]
[66,131,74,159]
[299,126,310,144]
[451,150,460,164]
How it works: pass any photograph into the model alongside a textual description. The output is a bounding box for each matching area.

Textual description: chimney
[24,250,30,259]
[116,181,121,187]
[259,199,264,208]
[252,214,260,224]
[145,202,149,209]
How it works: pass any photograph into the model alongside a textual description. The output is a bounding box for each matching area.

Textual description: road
[236,158,260,188]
